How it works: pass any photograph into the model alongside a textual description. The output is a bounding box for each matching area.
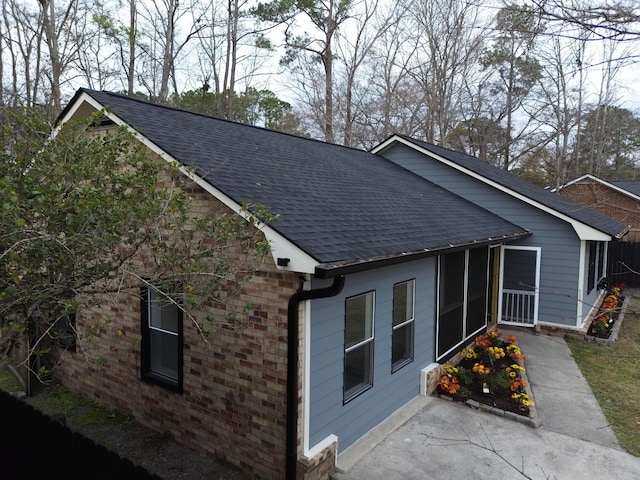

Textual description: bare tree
[137,0,206,103]
[2,0,46,110]
[579,39,630,175]
[356,18,420,143]
[92,0,139,95]
[191,0,274,118]
[481,4,543,170]
[38,0,85,119]
[530,36,583,189]
[332,0,402,147]
[533,0,640,42]
[403,0,485,145]
[253,0,355,143]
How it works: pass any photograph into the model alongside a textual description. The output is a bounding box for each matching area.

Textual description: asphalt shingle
[74,89,530,267]
[395,135,628,238]
[611,180,640,198]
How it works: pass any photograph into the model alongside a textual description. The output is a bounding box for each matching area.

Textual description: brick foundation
[297,442,338,480]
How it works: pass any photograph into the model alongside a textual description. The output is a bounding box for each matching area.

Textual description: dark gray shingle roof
[611,180,640,198]
[395,135,628,238]
[73,89,530,268]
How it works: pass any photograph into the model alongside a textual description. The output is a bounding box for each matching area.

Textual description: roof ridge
[81,88,371,155]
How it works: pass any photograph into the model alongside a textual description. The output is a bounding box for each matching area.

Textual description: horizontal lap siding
[382,145,581,326]
[308,259,436,452]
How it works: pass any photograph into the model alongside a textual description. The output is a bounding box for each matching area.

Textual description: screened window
[597,241,605,281]
[437,247,489,360]
[437,251,465,357]
[344,291,375,402]
[392,280,415,372]
[588,241,597,294]
[141,286,183,392]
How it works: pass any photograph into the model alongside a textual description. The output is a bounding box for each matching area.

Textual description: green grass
[0,365,24,393]
[25,384,134,444]
[566,296,640,457]
[0,365,132,446]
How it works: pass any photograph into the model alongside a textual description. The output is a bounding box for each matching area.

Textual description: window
[437,247,490,360]
[588,241,597,294]
[392,280,415,372]
[141,285,183,392]
[597,241,605,281]
[437,251,466,358]
[344,291,374,402]
[54,313,77,351]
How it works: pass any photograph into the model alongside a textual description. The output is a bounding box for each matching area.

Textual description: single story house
[52,89,627,479]
[371,136,628,333]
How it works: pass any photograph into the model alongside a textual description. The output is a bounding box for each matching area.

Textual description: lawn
[565,293,640,457]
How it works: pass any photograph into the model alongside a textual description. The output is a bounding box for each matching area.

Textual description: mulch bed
[436,330,533,418]
[456,355,530,417]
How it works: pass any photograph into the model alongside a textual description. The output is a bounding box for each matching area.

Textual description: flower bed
[587,283,625,339]
[437,330,534,417]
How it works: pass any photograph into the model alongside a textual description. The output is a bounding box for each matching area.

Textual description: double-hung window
[392,280,415,372]
[344,291,375,402]
[141,285,183,392]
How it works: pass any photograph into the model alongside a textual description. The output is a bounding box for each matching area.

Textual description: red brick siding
[53,170,305,479]
[559,183,640,241]
[297,443,338,480]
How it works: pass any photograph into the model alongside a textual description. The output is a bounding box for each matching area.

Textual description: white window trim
[391,279,415,371]
[344,291,375,403]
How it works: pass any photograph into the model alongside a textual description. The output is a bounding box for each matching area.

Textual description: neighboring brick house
[52,89,626,480]
[558,174,638,241]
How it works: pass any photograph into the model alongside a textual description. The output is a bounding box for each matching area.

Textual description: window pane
[392,323,414,370]
[150,330,178,380]
[149,290,179,333]
[466,248,488,334]
[438,307,463,356]
[588,241,597,293]
[393,280,414,327]
[345,292,373,348]
[344,342,372,400]
[440,251,465,309]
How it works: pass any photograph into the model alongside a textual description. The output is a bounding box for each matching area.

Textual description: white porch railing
[501,288,536,326]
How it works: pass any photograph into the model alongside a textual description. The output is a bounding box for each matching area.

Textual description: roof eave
[314,230,532,279]
[380,137,629,240]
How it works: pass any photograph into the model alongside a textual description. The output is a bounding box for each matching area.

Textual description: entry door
[498,246,540,326]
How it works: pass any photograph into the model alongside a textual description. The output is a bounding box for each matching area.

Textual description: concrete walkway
[333,328,640,480]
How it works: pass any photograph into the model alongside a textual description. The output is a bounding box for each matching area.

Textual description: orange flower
[475,335,492,349]
[438,374,461,395]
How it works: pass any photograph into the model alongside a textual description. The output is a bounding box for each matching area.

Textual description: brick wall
[297,442,338,480]
[52,167,304,479]
[559,182,640,240]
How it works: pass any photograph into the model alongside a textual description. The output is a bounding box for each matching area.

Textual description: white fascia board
[374,136,613,242]
[60,93,318,274]
[556,173,596,191]
[563,174,640,202]
[54,91,105,134]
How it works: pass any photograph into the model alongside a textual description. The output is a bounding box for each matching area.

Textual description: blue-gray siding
[308,258,436,452]
[380,144,601,326]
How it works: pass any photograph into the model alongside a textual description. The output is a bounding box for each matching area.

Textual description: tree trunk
[40,0,62,118]
[128,0,136,96]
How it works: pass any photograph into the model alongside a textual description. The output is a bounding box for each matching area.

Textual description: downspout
[286,275,345,480]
